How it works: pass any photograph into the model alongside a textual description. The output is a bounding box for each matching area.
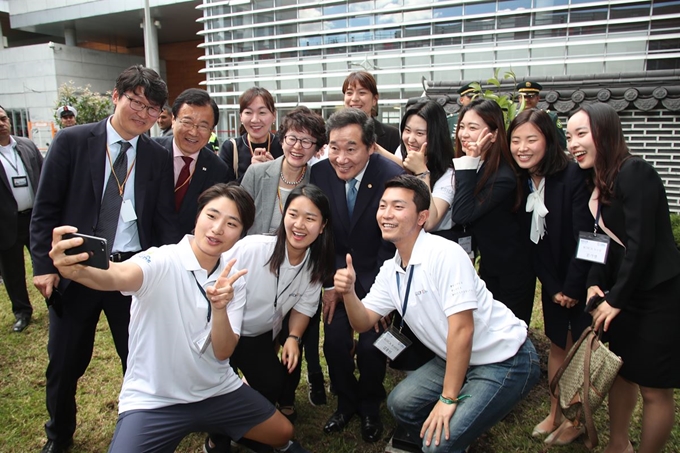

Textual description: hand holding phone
[585,290,609,313]
[62,233,109,270]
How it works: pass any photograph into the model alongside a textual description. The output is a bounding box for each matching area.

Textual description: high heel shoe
[531,417,558,437]
[544,419,585,446]
[623,441,634,453]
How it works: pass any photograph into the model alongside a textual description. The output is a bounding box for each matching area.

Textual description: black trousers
[44,282,131,443]
[324,302,386,417]
[0,211,32,319]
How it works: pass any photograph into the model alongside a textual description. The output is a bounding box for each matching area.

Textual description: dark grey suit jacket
[154,136,229,235]
[0,136,43,249]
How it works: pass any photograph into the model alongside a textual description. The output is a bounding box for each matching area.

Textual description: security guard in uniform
[517,81,566,150]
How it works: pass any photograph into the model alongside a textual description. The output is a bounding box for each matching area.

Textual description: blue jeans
[387,338,540,453]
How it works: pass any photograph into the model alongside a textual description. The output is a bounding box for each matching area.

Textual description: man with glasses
[154,88,229,235]
[30,65,179,453]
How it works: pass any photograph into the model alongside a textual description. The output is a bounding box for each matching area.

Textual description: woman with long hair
[451,98,535,324]
[509,109,593,445]
[567,103,680,453]
[206,184,334,453]
[400,100,456,235]
[240,106,329,412]
[219,86,283,182]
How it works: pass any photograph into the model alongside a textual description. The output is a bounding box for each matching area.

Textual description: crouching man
[334,175,540,452]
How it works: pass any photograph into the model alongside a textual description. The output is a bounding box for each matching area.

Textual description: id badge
[457,236,474,260]
[120,199,137,222]
[272,307,284,340]
[12,176,28,188]
[373,324,412,361]
[576,231,610,264]
[192,326,212,357]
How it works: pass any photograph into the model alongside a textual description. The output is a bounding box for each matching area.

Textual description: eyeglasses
[284,135,316,149]
[123,93,161,118]
[177,118,212,134]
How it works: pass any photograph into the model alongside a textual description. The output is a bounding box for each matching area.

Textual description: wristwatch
[287,334,302,345]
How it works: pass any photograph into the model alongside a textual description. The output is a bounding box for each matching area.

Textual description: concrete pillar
[142,0,160,74]
[64,26,77,46]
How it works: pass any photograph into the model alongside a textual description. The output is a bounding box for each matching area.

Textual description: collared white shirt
[346,161,369,198]
[119,236,245,413]
[224,235,321,337]
[0,136,34,211]
[362,229,527,365]
[172,139,198,185]
[105,117,140,253]
[431,167,456,232]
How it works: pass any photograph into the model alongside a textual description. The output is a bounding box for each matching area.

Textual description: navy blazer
[0,136,43,249]
[587,157,680,309]
[375,120,400,154]
[522,162,593,300]
[30,119,179,287]
[310,153,404,297]
[154,136,229,236]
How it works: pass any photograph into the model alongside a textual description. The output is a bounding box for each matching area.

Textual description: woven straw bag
[549,326,622,449]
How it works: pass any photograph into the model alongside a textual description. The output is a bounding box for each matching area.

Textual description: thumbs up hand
[334,253,356,296]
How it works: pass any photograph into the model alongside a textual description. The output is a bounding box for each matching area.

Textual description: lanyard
[0,148,20,173]
[105,143,136,197]
[274,257,306,310]
[395,265,415,332]
[594,201,601,235]
[190,260,221,324]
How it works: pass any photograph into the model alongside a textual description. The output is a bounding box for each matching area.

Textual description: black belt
[110,251,139,262]
[18,209,32,216]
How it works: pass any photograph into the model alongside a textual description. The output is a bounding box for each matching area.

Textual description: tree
[469,68,524,130]
[54,81,113,126]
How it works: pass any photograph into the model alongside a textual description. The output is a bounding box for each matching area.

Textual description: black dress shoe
[323,411,353,434]
[40,439,73,453]
[12,316,30,333]
[361,415,384,443]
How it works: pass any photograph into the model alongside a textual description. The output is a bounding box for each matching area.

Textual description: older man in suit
[0,106,43,332]
[154,88,228,235]
[310,108,404,443]
[30,65,179,453]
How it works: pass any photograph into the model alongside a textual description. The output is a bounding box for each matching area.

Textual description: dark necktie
[95,141,131,250]
[347,178,358,218]
[174,156,193,211]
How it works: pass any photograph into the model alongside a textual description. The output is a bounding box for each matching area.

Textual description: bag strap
[230,138,239,179]
[549,326,592,401]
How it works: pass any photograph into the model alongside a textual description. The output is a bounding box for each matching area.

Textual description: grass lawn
[0,258,678,452]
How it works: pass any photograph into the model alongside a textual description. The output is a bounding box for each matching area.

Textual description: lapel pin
[368,184,373,189]
[202,167,207,171]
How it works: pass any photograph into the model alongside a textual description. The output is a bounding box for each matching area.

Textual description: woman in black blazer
[451,99,535,324]
[509,109,593,445]
[567,103,680,453]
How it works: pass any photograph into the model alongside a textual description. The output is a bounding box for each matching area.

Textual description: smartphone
[255,148,266,156]
[584,290,609,313]
[63,233,109,270]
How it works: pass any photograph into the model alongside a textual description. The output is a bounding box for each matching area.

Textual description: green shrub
[671,213,680,247]
[54,81,113,127]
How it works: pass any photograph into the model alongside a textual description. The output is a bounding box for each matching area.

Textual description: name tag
[12,176,28,188]
[373,325,412,361]
[192,326,212,358]
[576,231,610,264]
[120,199,137,222]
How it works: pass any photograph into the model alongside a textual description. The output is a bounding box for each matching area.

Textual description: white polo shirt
[225,235,321,337]
[119,235,245,413]
[362,230,527,366]
[431,167,455,232]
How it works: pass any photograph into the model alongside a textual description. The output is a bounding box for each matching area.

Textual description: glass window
[534,11,567,26]
[568,42,605,56]
[532,28,567,38]
[608,22,650,34]
[277,24,296,35]
[433,68,462,81]
[253,0,273,9]
[349,0,374,13]
[376,0,403,7]
[434,5,462,18]
[325,18,347,30]
[498,14,530,29]
[464,33,494,44]
[325,33,348,44]
[647,58,680,70]
[405,24,431,37]
[434,36,462,46]
[464,18,495,32]
[375,27,401,40]
[567,62,602,74]
[377,13,402,24]
[498,0,531,11]
[300,35,322,48]
[652,0,680,15]
[435,21,462,35]
[497,31,530,41]
[607,39,646,55]
[405,38,430,49]
[254,26,274,38]
[277,9,296,21]
[570,6,608,23]
[649,38,680,52]
[350,31,373,42]
[7,108,29,138]
[276,0,296,6]
[532,45,565,60]
[279,37,296,50]
[254,12,274,24]
[350,15,373,27]
[324,4,347,15]
[465,1,496,15]
[405,9,433,21]
[610,2,650,19]
[530,63,564,76]
[434,52,462,66]
[651,17,680,33]
[569,24,607,36]
[534,0,568,6]
[464,49,494,63]
[605,60,643,72]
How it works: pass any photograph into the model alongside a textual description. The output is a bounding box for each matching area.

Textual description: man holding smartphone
[30,65,179,453]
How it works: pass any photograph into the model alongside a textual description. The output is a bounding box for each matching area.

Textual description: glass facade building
[198,0,680,134]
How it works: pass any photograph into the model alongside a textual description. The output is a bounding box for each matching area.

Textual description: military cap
[516,81,543,94]
[57,105,77,118]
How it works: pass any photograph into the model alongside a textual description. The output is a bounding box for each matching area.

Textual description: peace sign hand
[206,258,248,310]
[462,128,494,158]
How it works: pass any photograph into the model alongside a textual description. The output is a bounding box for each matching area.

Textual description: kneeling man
[334,175,540,452]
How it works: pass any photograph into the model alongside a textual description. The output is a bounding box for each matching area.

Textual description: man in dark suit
[0,105,43,332]
[153,88,229,236]
[310,108,404,443]
[30,65,179,453]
